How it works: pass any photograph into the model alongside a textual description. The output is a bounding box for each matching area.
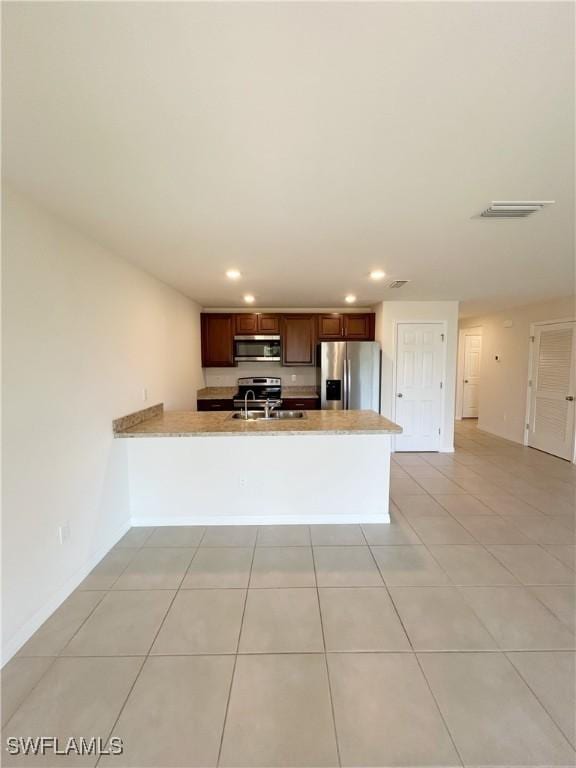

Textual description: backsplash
[204,363,318,387]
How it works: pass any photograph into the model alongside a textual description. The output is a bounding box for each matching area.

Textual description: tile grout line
[4,533,161,730]
[11,648,576,660]
[503,650,576,753]
[400,490,574,642]
[94,535,202,767]
[310,535,343,768]
[215,534,258,768]
[392,478,571,584]
[1,656,60,732]
[361,525,466,768]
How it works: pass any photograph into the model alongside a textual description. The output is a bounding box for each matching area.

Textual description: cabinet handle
[567,396,574,402]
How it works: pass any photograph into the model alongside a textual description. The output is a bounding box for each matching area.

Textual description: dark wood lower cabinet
[197,399,234,411]
[281,398,319,410]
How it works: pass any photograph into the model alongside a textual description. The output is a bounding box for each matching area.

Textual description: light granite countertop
[116,409,402,437]
[196,386,320,400]
[281,386,320,398]
[196,387,237,400]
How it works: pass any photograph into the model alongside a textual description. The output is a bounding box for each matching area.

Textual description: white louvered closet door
[528,322,576,460]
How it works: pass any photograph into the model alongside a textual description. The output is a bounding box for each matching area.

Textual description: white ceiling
[3,2,574,315]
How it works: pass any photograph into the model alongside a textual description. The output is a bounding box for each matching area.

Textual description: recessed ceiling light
[226,269,241,280]
[369,270,386,280]
[243,294,255,304]
[344,295,356,304]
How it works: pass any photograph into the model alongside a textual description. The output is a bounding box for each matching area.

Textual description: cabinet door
[282,315,316,366]
[281,398,319,410]
[258,314,280,333]
[344,314,374,340]
[235,314,258,334]
[197,399,234,411]
[201,314,235,367]
[318,314,344,339]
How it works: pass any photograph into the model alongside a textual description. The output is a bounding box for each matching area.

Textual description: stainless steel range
[233,377,282,410]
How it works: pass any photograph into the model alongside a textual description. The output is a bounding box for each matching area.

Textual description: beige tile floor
[2,420,576,767]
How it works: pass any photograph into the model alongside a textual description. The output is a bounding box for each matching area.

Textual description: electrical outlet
[291,374,297,382]
[58,522,70,544]
[239,477,248,488]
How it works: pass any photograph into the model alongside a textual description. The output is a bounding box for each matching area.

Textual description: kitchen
[3,3,574,766]
[197,309,377,411]
[114,309,401,525]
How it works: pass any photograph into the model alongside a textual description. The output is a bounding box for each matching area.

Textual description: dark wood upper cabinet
[318,314,344,339]
[258,314,280,333]
[317,313,374,341]
[234,314,258,334]
[234,313,280,334]
[201,311,373,368]
[201,314,235,367]
[282,315,316,366]
[344,313,374,340]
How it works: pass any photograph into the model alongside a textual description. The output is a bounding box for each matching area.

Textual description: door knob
[397,393,403,398]
[464,379,469,384]
[566,396,574,402]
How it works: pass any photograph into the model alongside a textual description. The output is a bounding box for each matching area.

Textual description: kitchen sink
[230,410,306,421]
[269,410,306,419]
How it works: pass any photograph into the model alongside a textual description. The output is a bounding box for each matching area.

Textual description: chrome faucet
[244,390,256,418]
[263,399,280,419]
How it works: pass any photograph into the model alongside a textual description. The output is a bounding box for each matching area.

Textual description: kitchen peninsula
[114,405,401,526]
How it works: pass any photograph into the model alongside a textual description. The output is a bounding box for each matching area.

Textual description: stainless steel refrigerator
[319,341,381,411]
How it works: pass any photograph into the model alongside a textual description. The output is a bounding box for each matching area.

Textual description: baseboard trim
[130,514,390,526]
[1,518,131,667]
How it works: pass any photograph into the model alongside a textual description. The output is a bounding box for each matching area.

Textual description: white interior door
[462,334,482,418]
[395,323,444,451]
[528,322,576,460]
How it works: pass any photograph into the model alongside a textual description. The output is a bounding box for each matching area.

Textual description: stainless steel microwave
[234,335,281,362]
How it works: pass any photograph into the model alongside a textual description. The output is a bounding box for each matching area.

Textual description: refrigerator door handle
[343,358,348,409]
[347,358,352,410]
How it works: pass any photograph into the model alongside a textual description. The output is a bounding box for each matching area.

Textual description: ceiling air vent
[480,201,555,218]
[387,280,410,289]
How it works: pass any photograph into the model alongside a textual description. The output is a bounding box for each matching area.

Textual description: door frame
[456,326,482,420]
[392,320,447,452]
[524,317,576,463]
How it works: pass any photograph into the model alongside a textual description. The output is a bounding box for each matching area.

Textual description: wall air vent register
[480,201,555,218]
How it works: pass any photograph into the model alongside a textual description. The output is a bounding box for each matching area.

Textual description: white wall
[127,434,391,525]
[2,186,204,662]
[374,301,459,452]
[460,296,575,444]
